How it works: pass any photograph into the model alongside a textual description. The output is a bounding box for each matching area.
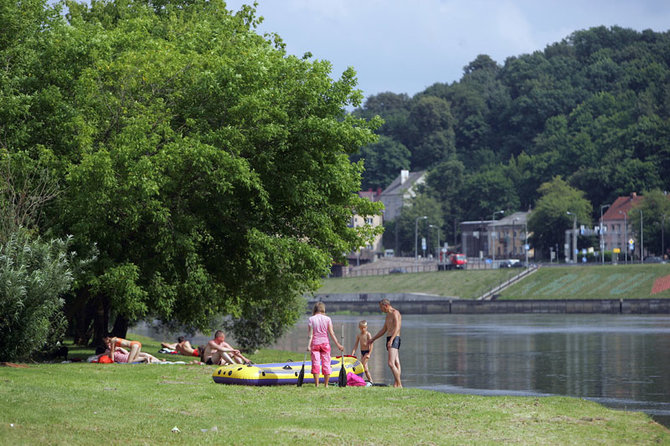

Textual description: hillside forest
[352,26,670,258]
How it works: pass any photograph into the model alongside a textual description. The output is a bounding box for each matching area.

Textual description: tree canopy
[1,0,382,347]
[354,26,670,255]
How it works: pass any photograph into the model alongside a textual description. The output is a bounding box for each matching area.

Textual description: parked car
[643,256,666,264]
[499,259,520,268]
[389,267,407,274]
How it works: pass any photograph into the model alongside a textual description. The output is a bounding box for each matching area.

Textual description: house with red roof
[600,192,644,259]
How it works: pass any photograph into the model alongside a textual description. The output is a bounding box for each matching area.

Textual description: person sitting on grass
[201,330,250,365]
[161,336,200,357]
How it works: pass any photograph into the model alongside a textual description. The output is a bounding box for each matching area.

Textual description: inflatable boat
[212,355,364,386]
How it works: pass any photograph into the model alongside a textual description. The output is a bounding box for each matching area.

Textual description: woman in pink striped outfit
[307,302,343,387]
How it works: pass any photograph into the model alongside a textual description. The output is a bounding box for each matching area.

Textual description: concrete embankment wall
[310,293,670,314]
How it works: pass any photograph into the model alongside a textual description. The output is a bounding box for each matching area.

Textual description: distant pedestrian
[370,299,402,387]
[307,302,343,387]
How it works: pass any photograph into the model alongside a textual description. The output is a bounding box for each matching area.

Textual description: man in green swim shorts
[370,298,402,388]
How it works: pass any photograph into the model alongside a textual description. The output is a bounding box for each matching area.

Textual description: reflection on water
[270,314,670,427]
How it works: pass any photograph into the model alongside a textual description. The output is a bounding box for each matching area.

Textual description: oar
[338,325,347,387]
[297,352,306,387]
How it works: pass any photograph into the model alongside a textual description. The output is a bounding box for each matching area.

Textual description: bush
[0,231,75,361]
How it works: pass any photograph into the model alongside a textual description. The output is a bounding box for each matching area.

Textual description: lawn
[318,264,670,300]
[1,337,668,444]
[319,269,520,299]
[501,264,670,300]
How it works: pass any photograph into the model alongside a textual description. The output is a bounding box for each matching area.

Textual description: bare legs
[388,348,402,388]
[127,343,142,363]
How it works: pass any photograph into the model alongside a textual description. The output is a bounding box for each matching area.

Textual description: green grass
[318,264,670,300]
[501,264,670,300]
[2,337,668,445]
[319,269,521,299]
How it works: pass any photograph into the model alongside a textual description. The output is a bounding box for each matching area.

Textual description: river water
[269,314,670,427]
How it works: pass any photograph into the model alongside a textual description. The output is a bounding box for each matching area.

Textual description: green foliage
[528,177,592,258]
[354,26,670,249]
[1,0,382,346]
[0,231,75,361]
[629,189,670,256]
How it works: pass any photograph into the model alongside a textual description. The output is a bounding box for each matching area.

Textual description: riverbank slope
[319,264,670,300]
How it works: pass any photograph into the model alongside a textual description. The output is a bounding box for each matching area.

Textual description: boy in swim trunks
[351,320,373,382]
[370,298,402,388]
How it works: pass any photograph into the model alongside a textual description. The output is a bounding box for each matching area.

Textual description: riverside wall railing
[309,293,670,314]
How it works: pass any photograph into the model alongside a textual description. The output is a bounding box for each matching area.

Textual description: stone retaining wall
[309,294,670,314]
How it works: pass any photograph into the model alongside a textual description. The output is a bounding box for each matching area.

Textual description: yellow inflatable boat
[212,355,364,386]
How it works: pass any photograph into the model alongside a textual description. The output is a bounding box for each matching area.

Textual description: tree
[2,0,382,348]
[382,195,443,257]
[528,177,592,259]
[352,135,411,190]
[629,189,670,257]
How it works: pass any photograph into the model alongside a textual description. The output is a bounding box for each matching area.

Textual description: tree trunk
[111,315,129,339]
[65,288,96,346]
[91,295,110,347]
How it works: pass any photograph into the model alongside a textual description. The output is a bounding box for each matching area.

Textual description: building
[380,169,426,221]
[489,211,530,259]
[460,220,492,258]
[600,192,644,257]
[345,191,384,265]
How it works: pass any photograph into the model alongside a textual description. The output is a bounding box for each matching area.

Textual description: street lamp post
[639,209,644,263]
[415,215,428,268]
[567,211,577,263]
[600,204,610,264]
[524,222,529,267]
[429,224,441,261]
[624,212,628,264]
[512,218,518,258]
[491,210,504,266]
[663,214,667,259]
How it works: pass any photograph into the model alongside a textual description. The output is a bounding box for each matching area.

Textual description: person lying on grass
[161,336,200,357]
[101,343,163,364]
[202,330,250,365]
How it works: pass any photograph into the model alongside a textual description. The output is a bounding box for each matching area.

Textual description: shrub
[0,231,75,361]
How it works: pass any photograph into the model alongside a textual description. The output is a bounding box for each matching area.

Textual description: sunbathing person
[202,330,250,365]
[105,346,163,363]
[103,336,143,363]
[161,336,200,357]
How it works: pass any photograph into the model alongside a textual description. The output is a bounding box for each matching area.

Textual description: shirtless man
[370,298,402,387]
[161,336,200,357]
[202,330,250,365]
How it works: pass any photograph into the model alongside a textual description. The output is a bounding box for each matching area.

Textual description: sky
[222,0,670,100]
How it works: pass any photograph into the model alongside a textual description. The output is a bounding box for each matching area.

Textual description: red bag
[98,355,113,364]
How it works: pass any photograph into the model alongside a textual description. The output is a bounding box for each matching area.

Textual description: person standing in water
[370,299,402,387]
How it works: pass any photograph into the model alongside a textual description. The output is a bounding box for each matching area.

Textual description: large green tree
[528,177,592,259]
[2,0,382,347]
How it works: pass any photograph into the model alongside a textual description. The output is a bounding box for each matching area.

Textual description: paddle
[297,352,306,387]
[338,325,347,387]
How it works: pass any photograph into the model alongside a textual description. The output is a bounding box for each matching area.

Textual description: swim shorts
[386,336,401,350]
[360,350,370,357]
[192,348,200,357]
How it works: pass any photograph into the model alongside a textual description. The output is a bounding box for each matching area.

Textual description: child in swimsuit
[351,320,373,382]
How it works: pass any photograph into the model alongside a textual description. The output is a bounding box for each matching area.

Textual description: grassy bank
[319,269,518,299]
[318,264,670,300]
[1,338,668,444]
[501,264,670,300]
